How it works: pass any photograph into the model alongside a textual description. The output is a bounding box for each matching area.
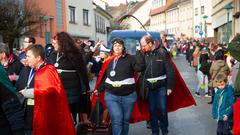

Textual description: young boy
[212,73,235,135]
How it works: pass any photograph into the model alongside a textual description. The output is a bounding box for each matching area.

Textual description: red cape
[91,55,196,123]
[33,65,76,135]
[233,98,240,135]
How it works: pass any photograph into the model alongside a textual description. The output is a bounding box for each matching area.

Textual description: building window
[69,6,76,23]
[95,14,105,34]
[56,0,63,28]
[195,8,198,16]
[83,9,89,26]
[201,6,204,15]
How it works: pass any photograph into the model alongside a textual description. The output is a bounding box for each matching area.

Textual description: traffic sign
[199,31,203,36]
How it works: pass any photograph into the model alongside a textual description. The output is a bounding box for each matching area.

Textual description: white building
[93,2,112,44]
[66,0,95,40]
[193,0,214,40]
[212,0,234,43]
[233,0,240,35]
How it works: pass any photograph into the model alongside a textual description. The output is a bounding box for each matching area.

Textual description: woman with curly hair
[48,32,90,124]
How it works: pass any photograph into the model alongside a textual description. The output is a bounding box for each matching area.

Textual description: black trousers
[217,120,232,135]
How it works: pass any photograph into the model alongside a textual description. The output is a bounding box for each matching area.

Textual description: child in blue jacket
[212,73,235,135]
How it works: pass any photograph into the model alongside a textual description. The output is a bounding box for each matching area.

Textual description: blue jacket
[212,85,235,122]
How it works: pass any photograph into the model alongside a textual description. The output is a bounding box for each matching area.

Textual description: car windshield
[124,38,140,55]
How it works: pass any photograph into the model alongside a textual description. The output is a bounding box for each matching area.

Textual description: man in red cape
[25,45,76,135]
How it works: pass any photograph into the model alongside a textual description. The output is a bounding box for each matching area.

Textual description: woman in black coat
[48,32,90,124]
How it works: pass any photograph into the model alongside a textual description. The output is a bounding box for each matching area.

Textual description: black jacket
[48,52,90,94]
[0,83,25,135]
[199,53,211,75]
[15,67,34,130]
[15,67,34,91]
[142,47,175,90]
[5,54,23,76]
[99,53,145,96]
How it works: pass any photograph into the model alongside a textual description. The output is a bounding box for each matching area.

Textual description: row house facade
[166,2,180,37]
[149,0,174,32]
[93,2,112,44]
[20,0,112,46]
[28,0,67,46]
[149,0,193,38]
[66,0,95,41]
[232,0,240,35]
[193,0,214,41]
[212,0,233,44]
[178,0,193,38]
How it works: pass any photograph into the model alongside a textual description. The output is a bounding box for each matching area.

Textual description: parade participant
[48,32,90,124]
[212,73,235,135]
[228,33,240,96]
[15,62,35,135]
[15,36,36,134]
[233,98,240,135]
[93,38,145,135]
[90,44,111,126]
[0,42,23,83]
[139,35,196,135]
[45,43,54,58]
[20,36,36,66]
[75,39,102,64]
[0,58,25,135]
[228,33,240,134]
[20,44,76,135]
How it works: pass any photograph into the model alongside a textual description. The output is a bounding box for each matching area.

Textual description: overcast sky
[107,0,127,6]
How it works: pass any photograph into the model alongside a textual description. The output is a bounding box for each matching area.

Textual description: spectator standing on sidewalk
[208,50,229,104]
[212,73,235,135]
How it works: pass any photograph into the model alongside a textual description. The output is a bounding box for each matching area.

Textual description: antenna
[118,14,150,36]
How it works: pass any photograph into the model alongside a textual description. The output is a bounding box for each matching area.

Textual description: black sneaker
[146,121,151,129]
[208,101,213,104]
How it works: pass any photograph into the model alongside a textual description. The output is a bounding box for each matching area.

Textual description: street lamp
[203,15,208,41]
[223,4,234,43]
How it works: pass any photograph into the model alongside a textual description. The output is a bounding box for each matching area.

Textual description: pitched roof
[128,0,147,15]
[108,1,147,22]
[150,5,168,16]
[166,1,180,11]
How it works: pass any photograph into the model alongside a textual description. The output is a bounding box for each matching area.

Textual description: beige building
[212,0,233,44]
[149,0,174,32]
[149,0,193,38]
[232,0,240,35]
[166,2,180,36]
[178,0,193,38]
